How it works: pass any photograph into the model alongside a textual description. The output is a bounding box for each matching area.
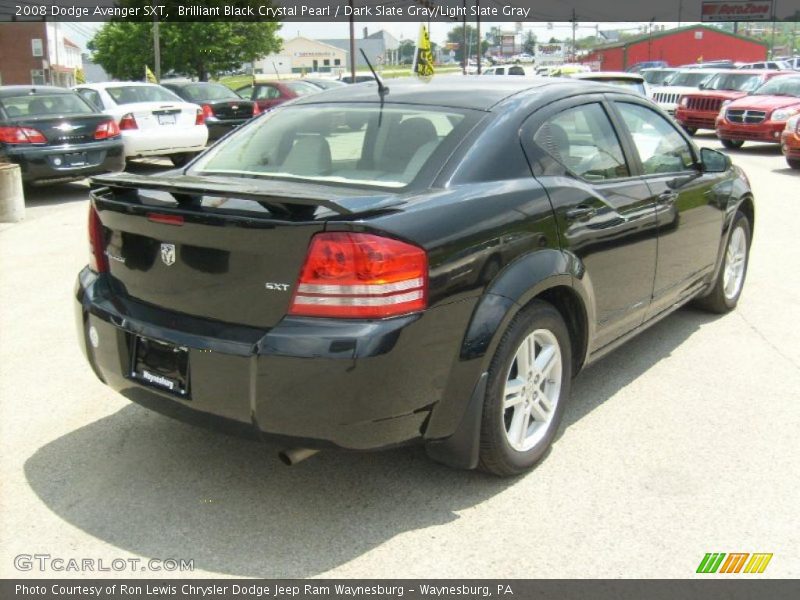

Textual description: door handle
[565,205,596,221]
[657,192,678,206]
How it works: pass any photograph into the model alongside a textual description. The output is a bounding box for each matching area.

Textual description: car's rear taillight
[88,204,108,273]
[94,120,121,140]
[195,108,205,125]
[118,113,138,130]
[201,104,214,120]
[252,103,261,117]
[0,126,46,144]
[289,232,428,319]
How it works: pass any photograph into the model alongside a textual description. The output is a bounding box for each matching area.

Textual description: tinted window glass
[616,102,695,174]
[508,66,525,75]
[192,105,470,188]
[254,85,281,100]
[533,103,629,181]
[179,83,239,102]
[106,85,182,105]
[752,76,800,97]
[0,93,94,117]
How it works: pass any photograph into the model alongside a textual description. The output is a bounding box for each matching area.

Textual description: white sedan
[73,82,208,166]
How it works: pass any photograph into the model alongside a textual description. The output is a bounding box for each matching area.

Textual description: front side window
[533,103,629,181]
[106,85,182,105]
[616,102,695,174]
[192,104,472,189]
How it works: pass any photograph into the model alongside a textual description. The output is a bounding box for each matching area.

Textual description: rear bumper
[121,126,208,158]
[716,119,786,143]
[675,108,718,130]
[3,140,125,182]
[74,268,480,451]
[206,118,249,141]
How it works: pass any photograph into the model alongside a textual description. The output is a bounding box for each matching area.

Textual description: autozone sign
[701,1,773,21]
[535,43,565,65]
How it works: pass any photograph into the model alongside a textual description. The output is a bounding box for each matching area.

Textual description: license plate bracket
[130,335,190,398]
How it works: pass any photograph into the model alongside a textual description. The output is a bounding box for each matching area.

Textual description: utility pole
[571,10,577,62]
[462,0,467,75]
[151,0,160,81]
[769,0,778,59]
[678,0,683,26]
[349,0,356,81]
[476,0,481,74]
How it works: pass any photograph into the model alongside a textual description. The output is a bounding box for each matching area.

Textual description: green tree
[522,31,537,55]
[89,21,281,82]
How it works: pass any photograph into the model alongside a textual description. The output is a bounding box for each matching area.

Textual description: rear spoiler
[90,172,404,217]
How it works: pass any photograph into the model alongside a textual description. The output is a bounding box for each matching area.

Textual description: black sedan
[0,86,124,183]
[161,81,258,141]
[76,78,754,475]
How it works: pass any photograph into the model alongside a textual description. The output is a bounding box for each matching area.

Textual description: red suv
[676,70,789,135]
[781,116,800,169]
[716,74,800,149]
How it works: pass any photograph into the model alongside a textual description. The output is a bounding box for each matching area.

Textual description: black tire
[683,126,698,136]
[720,138,744,150]
[478,300,573,477]
[787,158,800,170]
[695,210,751,314]
[170,152,198,168]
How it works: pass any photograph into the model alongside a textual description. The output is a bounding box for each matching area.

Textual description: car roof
[291,76,580,111]
[0,85,76,97]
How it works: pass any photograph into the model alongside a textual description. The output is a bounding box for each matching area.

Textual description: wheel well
[738,196,755,237]
[533,285,588,374]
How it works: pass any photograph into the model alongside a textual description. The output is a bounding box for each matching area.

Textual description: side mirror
[700,147,731,173]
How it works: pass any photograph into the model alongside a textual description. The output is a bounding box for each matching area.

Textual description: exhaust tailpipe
[278,448,319,466]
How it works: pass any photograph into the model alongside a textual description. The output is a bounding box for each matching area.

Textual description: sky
[62,21,686,54]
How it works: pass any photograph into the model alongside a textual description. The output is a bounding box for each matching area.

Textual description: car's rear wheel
[479,300,572,476]
[720,138,744,149]
[787,157,800,170]
[695,210,751,314]
[170,152,199,167]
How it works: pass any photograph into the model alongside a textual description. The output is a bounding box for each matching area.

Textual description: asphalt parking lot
[1,135,798,579]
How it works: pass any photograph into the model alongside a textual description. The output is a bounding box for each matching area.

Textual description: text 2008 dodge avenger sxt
[75,78,754,475]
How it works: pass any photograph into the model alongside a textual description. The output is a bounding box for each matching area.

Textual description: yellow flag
[145,66,158,83]
[413,24,435,79]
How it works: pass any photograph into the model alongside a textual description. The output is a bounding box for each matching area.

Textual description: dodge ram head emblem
[160,243,176,266]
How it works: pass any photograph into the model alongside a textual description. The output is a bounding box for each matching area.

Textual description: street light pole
[476,0,481,74]
[349,0,356,81]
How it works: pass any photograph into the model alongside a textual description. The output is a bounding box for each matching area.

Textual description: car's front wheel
[720,138,744,149]
[479,300,572,476]
[696,210,751,313]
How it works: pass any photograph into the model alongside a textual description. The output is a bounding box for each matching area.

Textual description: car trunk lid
[90,172,404,328]
[119,101,198,130]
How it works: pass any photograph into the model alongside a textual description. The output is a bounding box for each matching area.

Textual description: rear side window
[615,102,695,174]
[0,93,94,117]
[533,103,629,181]
[192,104,473,189]
[508,66,525,75]
[254,85,281,100]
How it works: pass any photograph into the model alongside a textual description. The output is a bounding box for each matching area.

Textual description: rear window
[285,81,319,96]
[192,104,474,189]
[0,93,94,118]
[176,83,239,102]
[585,78,646,95]
[106,85,182,105]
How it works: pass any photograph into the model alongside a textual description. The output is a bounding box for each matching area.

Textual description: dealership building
[581,24,768,70]
[254,36,348,75]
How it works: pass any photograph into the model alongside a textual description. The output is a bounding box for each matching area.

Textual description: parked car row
[0,77,347,183]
